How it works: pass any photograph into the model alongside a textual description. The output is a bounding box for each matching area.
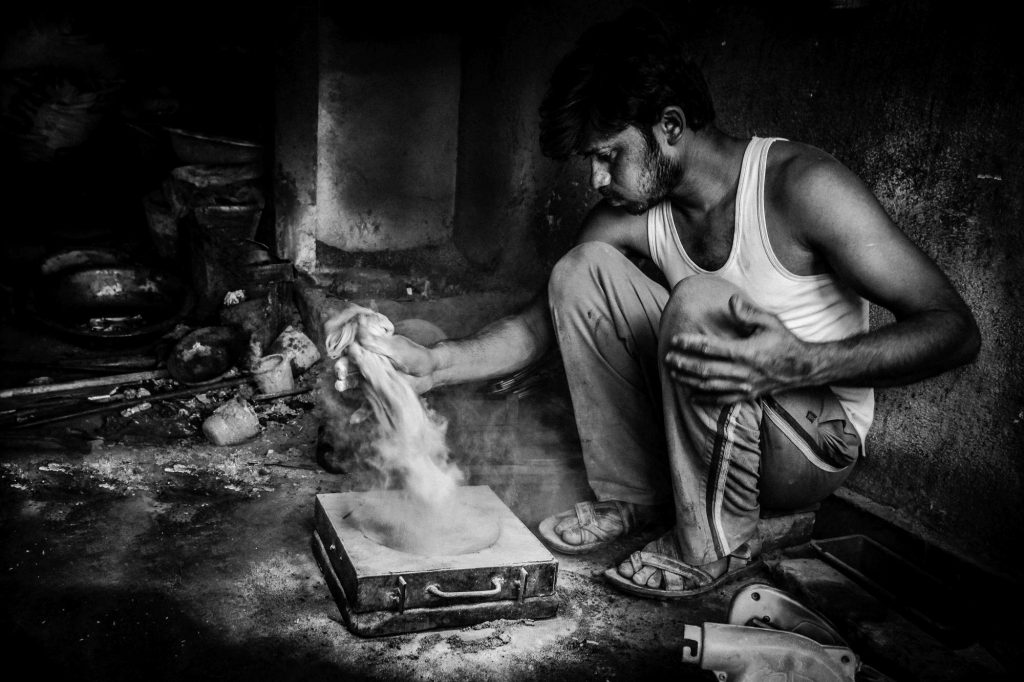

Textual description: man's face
[581,125,681,215]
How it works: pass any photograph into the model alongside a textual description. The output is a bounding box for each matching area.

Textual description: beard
[605,139,682,215]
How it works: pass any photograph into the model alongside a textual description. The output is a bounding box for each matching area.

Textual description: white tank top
[646,136,874,443]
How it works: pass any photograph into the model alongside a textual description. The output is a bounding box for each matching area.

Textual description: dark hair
[538,7,715,160]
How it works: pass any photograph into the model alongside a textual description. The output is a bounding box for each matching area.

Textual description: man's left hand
[664,294,815,404]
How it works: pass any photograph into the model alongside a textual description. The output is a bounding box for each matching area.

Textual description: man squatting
[353,8,980,599]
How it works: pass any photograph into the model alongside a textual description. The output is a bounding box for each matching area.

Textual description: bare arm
[797,163,979,386]
[666,153,980,402]
[429,292,553,388]
[367,200,646,393]
[575,200,650,256]
[422,200,646,385]
[357,290,553,393]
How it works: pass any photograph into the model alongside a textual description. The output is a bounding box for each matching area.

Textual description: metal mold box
[312,485,560,636]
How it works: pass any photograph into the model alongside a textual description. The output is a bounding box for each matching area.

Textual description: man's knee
[548,241,624,309]
[660,274,740,338]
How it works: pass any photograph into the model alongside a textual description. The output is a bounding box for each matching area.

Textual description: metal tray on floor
[312,485,560,637]
[810,534,976,645]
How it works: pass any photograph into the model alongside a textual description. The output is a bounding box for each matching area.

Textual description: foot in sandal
[603,529,762,599]
[537,500,665,554]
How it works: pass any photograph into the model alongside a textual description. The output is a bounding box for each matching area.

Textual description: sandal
[603,531,763,599]
[537,500,651,555]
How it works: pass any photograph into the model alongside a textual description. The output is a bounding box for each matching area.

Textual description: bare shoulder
[764,140,964,319]
[576,200,650,256]
[768,141,862,201]
[766,140,892,245]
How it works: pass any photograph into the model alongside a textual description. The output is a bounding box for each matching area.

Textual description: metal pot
[25,264,194,346]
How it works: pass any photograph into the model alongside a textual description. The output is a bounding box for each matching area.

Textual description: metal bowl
[164,127,263,165]
[26,265,194,346]
[39,247,131,276]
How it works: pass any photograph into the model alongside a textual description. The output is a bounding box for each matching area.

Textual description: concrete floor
[0,316,1015,681]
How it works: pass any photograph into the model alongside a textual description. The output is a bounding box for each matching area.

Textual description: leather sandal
[603,533,763,600]
[537,500,647,555]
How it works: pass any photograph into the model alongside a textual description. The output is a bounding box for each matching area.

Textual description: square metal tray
[312,485,560,636]
[810,534,976,644]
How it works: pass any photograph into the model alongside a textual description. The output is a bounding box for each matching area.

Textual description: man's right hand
[356,330,439,394]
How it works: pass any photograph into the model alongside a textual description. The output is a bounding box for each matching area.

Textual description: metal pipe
[7,376,251,429]
[0,370,168,400]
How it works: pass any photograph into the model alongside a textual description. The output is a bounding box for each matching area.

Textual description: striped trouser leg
[659,276,860,567]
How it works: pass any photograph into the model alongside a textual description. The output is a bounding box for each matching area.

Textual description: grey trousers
[548,242,860,566]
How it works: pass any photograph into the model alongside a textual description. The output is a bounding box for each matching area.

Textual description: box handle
[426,576,504,600]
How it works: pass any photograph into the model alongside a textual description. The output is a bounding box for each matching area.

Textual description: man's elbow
[949,312,982,369]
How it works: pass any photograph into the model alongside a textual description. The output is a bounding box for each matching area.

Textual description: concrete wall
[315,19,460,252]
[451,0,1022,573]
[454,1,626,288]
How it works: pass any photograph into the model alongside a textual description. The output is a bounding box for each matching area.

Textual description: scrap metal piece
[681,582,862,681]
[728,582,848,646]
[681,622,859,682]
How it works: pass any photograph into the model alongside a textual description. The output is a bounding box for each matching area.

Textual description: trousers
[548,242,860,566]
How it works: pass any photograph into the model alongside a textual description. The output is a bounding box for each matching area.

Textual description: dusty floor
[0,317,729,681]
[0,316,1015,681]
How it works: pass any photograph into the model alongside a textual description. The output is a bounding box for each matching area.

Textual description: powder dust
[321,306,499,555]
